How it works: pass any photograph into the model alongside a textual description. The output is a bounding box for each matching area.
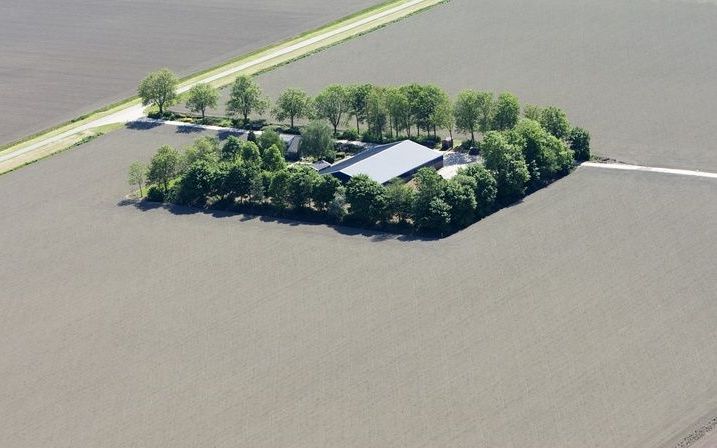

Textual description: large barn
[319,140,444,184]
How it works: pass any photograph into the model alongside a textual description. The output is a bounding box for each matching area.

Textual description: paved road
[0,0,437,166]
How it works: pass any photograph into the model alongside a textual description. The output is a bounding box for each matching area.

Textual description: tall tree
[454,90,493,142]
[273,88,311,128]
[261,144,286,172]
[493,92,520,130]
[456,164,497,218]
[314,85,350,136]
[138,68,178,115]
[432,91,454,140]
[539,106,571,139]
[227,75,268,125]
[127,161,146,196]
[345,174,387,225]
[365,86,388,140]
[300,121,335,160]
[185,83,218,118]
[481,131,530,205]
[384,178,415,223]
[569,127,591,161]
[147,145,181,194]
[385,87,411,138]
[347,84,373,134]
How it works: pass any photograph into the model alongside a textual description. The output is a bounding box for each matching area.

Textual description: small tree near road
[128,161,146,196]
[185,83,219,118]
[227,75,268,126]
[273,88,311,129]
[138,68,178,115]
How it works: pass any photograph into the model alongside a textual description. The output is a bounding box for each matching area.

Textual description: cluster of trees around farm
[129,84,591,235]
[137,69,591,161]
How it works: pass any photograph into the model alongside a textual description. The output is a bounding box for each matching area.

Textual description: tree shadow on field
[125,121,162,131]
[116,198,435,243]
[175,125,204,134]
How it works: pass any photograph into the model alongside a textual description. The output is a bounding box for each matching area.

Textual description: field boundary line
[581,162,717,179]
[0,0,444,169]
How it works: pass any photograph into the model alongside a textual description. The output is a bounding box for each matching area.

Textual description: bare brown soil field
[0,0,380,146]
[250,0,717,171]
[0,124,715,447]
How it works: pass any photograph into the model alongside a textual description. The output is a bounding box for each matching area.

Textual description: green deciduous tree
[175,159,220,206]
[183,136,220,168]
[365,86,389,140]
[456,164,497,218]
[287,165,321,209]
[138,68,178,115]
[227,75,268,125]
[347,84,373,134]
[185,83,218,118]
[523,104,543,121]
[300,121,335,160]
[510,119,573,188]
[345,174,387,225]
[221,136,243,160]
[261,144,286,172]
[147,144,181,194]
[481,131,530,205]
[493,92,520,131]
[128,161,146,196]
[240,141,261,166]
[223,161,259,201]
[412,167,447,230]
[313,175,342,211]
[258,129,285,153]
[569,127,591,161]
[539,106,571,139]
[268,170,290,208]
[454,90,494,143]
[385,88,411,139]
[314,85,349,136]
[384,178,415,223]
[273,88,311,128]
[443,180,477,229]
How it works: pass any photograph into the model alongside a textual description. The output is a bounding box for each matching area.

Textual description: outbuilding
[319,140,444,185]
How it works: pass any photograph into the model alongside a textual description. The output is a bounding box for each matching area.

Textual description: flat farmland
[254,0,717,171]
[0,0,381,146]
[0,125,715,447]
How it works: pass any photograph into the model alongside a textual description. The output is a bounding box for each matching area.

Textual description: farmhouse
[319,140,444,184]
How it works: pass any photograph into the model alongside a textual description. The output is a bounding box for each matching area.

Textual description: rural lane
[0,0,437,166]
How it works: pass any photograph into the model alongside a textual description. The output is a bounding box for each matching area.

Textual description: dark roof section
[319,140,443,184]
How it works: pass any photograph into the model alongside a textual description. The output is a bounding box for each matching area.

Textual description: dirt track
[253,0,717,171]
[0,124,715,447]
[0,0,379,146]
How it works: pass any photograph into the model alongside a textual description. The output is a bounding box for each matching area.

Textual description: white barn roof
[320,140,443,184]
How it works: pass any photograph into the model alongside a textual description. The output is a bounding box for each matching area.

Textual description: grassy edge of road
[0,0,445,161]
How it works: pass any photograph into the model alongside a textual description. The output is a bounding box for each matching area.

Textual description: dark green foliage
[412,167,447,230]
[223,162,259,200]
[185,83,218,118]
[443,180,477,229]
[261,144,286,172]
[273,88,311,128]
[384,179,415,223]
[268,170,290,208]
[146,144,181,194]
[145,184,165,202]
[569,127,591,161]
[345,174,387,225]
[481,131,530,205]
[300,121,335,160]
[240,141,261,166]
[314,84,349,136]
[227,75,268,125]
[313,175,341,211]
[327,186,348,221]
[347,84,373,134]
[339,128,360,141]
[247,131,257,144]
[456,164,497,218]
[175,159,220,206]
[287,165,321,209]
[221,136,243,160]
[493,92,520,130]
[137,68,178,115]
[539,106,571,139]
[422,197,452,234]
[510,119,573,189]
[184,136,220,167]
[258,129,285,153]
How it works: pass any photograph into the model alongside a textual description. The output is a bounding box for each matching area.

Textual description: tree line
[137,69,591,160]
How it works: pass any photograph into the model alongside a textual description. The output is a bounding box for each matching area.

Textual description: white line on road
[581,162,717,179]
